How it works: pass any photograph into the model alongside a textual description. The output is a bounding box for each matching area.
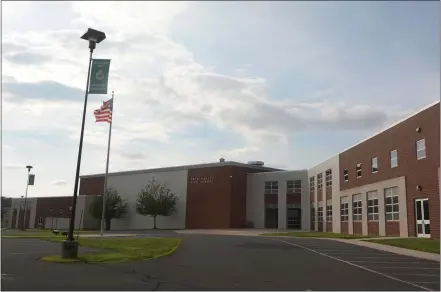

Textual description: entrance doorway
[287,208,301,229]
[415,198,430,238]
[265,205,278,229]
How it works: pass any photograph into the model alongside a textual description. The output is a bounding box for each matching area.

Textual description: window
[352,194,362,221]
[340,196,349,222]
[317,173,323,189]
[326,200,332,222]
[318,205,324,222]
[343,169,348,182]
[390,150,398,168]
[311,207,316,223]
[309,176,315,191]
[37,217,43,224]
[264,181,278,194]
[372,157,378,173]
[385,187,399,221]
[287,180,301,194]
[325,169,332,187]
[416,139,426,160]
[367,191,379,221]
[356,163,362,178]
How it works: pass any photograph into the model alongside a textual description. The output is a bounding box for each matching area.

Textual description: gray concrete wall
[107,170,188,230]
[246,170,309,230]
[308,154,340,233]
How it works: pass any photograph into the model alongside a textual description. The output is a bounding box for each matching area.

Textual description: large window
[367,191,379,221]
[385,187,399,221]
[372,157,378,173]
[309,176,315,191]
[317,173,323,189]
[416,139,426,160]
[326,200,332,222]
[352,194,362,221]
[325,169,332,187]
[343,169,348,182]
[318,204,324,223]
[287,180,301,194]
[264,181,278,194]
[311,207,316,223]
[356,163,362,178]
[390,150,398,168]
[340,196,349,222]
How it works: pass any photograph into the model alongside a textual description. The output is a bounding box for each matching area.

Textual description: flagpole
[100,91,114,236]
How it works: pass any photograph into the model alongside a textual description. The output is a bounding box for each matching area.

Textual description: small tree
[89,187,128,230]
[136,179,178,229]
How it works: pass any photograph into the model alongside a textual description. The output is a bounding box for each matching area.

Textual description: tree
[1,196,12,221]
[89,187,128,230]
[136,179,178,229]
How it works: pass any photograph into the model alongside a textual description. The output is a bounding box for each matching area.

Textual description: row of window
[311,187,399,223]
[344,139,426,182]
[264,180,302,194]
[309,169,333,191]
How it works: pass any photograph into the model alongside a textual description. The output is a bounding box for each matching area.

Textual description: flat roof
[80,161,283,179]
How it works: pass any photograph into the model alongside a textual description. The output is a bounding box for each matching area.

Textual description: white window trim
[356,163,362,178]
[390,150,398,168]
[325,169,332,187]
[343,169,349,182]
[264,181,279,195]
[352,194,362,221]
[309,177,315,191]
[384,187,399,221]
[367,191,379,221]
[317,173,323,190]
[340,196,349,222]
[371,157,378,173]
[416,139,426,160]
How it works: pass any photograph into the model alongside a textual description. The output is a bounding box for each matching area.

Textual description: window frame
[317,173,323,190]
[384,187,399,221]
[343,168,349,182]
[367,191,379,221]
[356,163,362,178]
[326,200,332,222]
[309,176,315,191]
[287,180,302,194]
[352,194,362,221]
[264,181,279,195]
[371,157,378,173]
[390,149,398,168]
[311,207,316,223]
[325,169,332,187]
[318,206,324,222]
[37,217,44,224]
[340,196,349,222]
[416,139,426,160]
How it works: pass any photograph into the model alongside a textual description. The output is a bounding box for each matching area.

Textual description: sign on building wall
[190,177,214,184]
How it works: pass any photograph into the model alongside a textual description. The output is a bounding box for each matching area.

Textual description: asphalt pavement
[1,233,439,291]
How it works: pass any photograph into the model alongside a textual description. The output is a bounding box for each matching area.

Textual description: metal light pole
[62,28,106,259]
[22,165,33,230]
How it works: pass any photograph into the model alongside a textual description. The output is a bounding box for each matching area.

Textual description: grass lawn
[2,229,95,238]
[41,237,182,264]
[366,238,440,254]
[262,231,371,239]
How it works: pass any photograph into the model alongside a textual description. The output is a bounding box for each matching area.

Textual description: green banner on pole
[89,59,111,94]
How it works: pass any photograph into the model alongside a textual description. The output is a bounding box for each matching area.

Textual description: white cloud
[52,180,67,186]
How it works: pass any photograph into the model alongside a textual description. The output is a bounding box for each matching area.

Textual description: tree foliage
[1,196,12,221]
[136,179,178,229]
[89,187,129,230]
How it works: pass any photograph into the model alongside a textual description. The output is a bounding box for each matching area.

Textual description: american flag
[94,98,113,123]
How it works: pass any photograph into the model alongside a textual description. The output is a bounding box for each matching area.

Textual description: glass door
[415,198,430,238]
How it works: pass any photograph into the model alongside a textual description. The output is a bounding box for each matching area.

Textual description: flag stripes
[94,98,113,123]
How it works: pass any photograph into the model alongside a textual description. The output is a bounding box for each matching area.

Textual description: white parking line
[389,273,440,277]
[274,239,431,291]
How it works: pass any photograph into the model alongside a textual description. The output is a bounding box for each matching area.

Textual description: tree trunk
[153,216,157,229]
[105,218,111,231]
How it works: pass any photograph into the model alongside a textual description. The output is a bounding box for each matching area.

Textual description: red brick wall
[79,176,105,196]
[340,103,440,238]
[34,197,73,228]
[368,222,379,236]
[341,222,348,234]
[353,222,362,235]
[386,221,400,236]
[317,189,323,202]
[326,186,332,200]
[326,222,332,232]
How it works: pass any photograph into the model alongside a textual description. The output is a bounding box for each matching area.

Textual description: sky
[2,1,439,198]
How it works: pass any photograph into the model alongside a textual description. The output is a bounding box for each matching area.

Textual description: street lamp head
[81,28,106,52]
[26,165,33,171]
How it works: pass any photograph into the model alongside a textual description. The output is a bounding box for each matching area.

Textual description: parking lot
[275,237,440,291]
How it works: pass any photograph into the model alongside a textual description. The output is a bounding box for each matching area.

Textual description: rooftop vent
[247,161,264,166]
[219,158,225,162]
